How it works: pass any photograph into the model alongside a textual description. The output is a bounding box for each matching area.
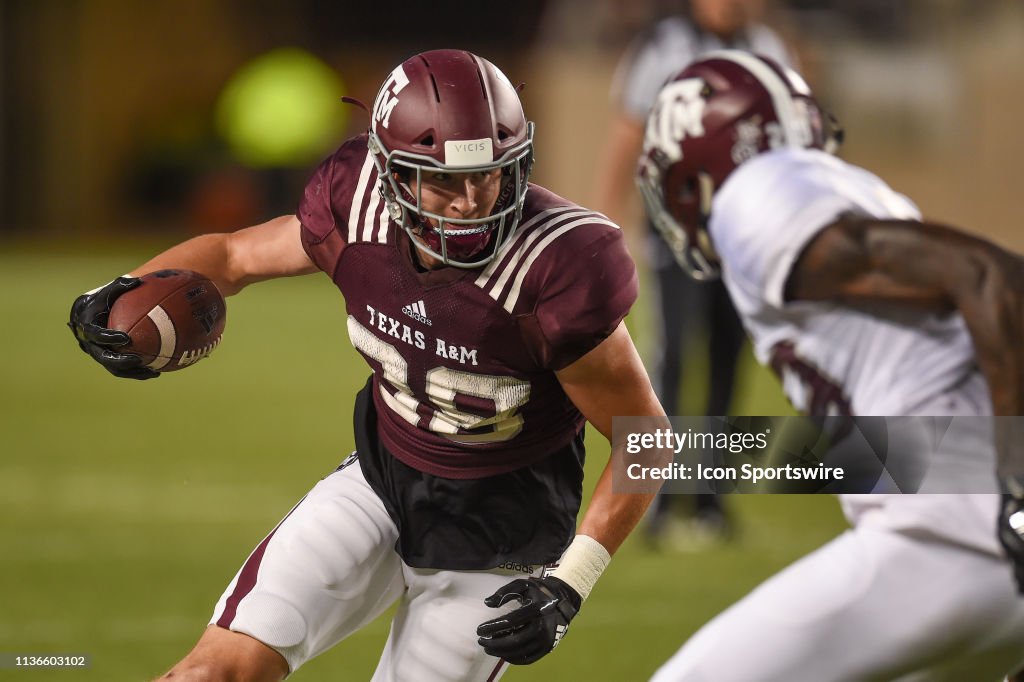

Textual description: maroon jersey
[299,134,637,479]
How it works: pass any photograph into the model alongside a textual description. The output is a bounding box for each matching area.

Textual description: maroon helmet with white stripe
[637,50,841,279]
[368,49,534,268]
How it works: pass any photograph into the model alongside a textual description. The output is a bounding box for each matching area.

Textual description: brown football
[107,269,226,372]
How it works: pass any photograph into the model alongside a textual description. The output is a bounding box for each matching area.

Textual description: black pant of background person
[647,252,746,545]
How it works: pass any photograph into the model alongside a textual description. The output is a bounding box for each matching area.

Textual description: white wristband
[549,534,611,602]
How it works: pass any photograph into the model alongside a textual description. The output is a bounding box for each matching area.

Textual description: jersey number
[348,317,530,443]
[769,341,852,418]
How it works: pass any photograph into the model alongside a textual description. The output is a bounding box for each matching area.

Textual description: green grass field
[0,245,848,680]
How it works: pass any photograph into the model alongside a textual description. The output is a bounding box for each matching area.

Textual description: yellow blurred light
[216,47,347,167]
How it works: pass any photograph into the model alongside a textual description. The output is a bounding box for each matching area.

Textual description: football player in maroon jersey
[69,49,668,681]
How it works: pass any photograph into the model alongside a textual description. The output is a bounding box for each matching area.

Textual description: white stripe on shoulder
[375,200,390,243]
[361,174,383,243]
[483,209,595,300]
[474,206,585,289]
[347,151,376,243]
[500,216,617,313]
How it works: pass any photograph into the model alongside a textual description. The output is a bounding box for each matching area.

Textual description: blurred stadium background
[1,1,1020,679]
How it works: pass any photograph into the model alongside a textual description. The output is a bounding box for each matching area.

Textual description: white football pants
[650,497,1024,682]
[210,457,540,680]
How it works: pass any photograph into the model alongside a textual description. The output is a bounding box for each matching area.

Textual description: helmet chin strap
[340,96,371,116]
[693,171,721,279]
[698,171,715,219]
[824,111,845,155]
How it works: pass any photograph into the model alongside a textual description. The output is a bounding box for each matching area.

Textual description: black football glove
[998,491,1024,594]
[476,576,581,665]
[68,276,159,380]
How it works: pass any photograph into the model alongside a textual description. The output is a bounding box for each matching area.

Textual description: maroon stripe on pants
[215,497,305,629]
[486,659,508,682]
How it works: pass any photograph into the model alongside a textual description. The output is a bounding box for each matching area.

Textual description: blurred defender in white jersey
[638,50,1024,681]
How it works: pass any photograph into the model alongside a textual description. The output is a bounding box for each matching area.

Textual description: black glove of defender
[68,276,158,380]
[476,576,581,665]
[998,492,1024,593]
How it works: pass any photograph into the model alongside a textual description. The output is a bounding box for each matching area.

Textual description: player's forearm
[949,246,1024,479]
[127,216,316,297]
[550,460,657,603]
[792,220,1023,473]
[869,222,1024,478]
[128,233,242,295]
[577,466,656,555]
[863,221,1023,414]
[947,246,1024,419]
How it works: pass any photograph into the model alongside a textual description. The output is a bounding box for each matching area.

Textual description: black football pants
[649,260,746,525]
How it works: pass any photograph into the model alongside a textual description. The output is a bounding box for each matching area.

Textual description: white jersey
[710,147,999,554]
[613,16,795,121]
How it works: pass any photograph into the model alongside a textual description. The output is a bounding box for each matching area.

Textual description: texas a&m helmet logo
[643,78,708,164]
[372,65,410,130]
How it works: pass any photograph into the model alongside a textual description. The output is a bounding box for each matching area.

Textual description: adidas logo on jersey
[401,299,432,326]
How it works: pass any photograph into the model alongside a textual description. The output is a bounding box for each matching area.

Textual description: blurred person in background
[595,0,797,548]
[639,50,1024,681]
[68,49,668,681]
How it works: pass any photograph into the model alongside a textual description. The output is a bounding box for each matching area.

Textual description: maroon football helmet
[637,50,841,279]
[368,49,534,268]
